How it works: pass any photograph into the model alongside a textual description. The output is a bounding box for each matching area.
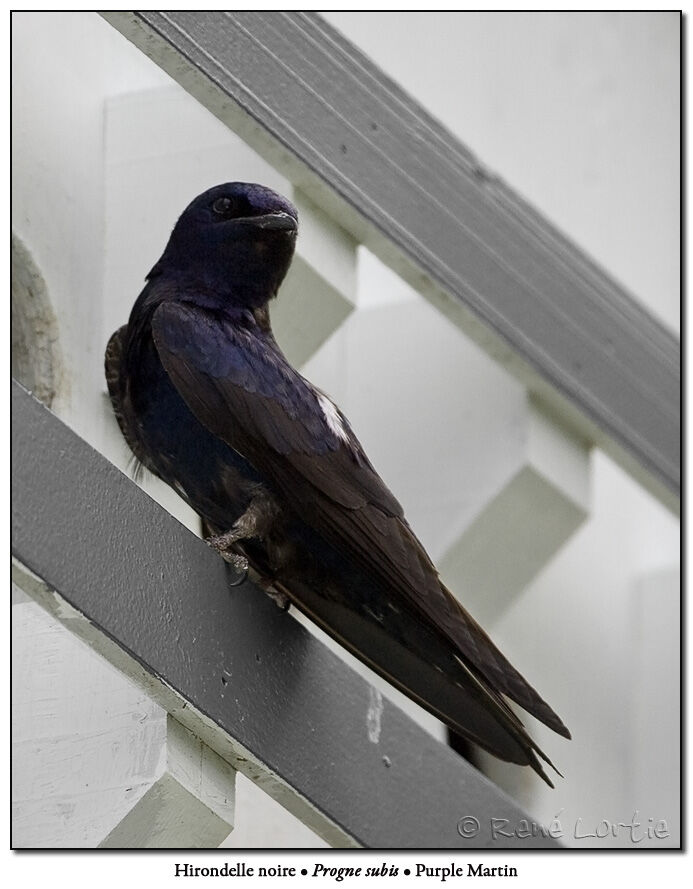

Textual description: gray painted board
[12,381,559,848]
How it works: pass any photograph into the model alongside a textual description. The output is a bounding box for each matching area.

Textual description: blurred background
[12,11,680,848]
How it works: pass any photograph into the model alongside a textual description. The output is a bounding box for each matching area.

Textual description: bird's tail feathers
[272,571,561,786]
[442,583,571,741]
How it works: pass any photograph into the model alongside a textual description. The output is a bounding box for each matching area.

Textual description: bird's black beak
[240,212,298,233]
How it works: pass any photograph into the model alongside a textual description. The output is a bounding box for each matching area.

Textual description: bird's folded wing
[151,300,569,740]
[105,325,150,471]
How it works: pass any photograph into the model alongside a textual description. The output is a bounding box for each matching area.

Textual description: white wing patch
[317,392,350,444]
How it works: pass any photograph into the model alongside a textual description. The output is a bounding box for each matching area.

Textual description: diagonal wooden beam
[12,381,560,848]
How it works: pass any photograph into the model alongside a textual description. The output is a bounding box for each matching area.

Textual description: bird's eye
[212,197,234,216]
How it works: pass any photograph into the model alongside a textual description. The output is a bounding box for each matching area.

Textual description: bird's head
[150,182,298,308]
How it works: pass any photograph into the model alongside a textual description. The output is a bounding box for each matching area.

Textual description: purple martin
[105,183,569,785]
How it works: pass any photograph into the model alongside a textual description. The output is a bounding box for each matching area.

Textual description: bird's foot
[266,588,290,611]
[206,534,249,584]
[207,529,243,555]
[224,554,249,587]
[256,576,290,611]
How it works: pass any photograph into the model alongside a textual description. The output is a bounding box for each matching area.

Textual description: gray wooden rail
[101,10,680,512]
[12,381,559,848]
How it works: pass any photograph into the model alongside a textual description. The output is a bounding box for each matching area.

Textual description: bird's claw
[266,588,290,611]
[254,574,290,611]
[227,562,249,586]
[222,551,248,571]
[226,553,249,586]
[206,535,249,584]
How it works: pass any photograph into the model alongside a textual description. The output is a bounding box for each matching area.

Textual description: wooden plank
[12,381,559,848]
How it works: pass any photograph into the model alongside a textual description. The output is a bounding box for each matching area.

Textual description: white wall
[12,11,679,848]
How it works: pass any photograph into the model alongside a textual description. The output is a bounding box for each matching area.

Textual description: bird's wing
[105,324,150,473]
[151,301,569,742]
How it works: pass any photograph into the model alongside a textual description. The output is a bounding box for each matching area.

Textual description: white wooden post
[627,567,680,847]
[438,398,590,626]
[13,589,235,848]
[99,715,236,848]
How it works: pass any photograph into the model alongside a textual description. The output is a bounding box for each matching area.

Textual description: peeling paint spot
[367,687,383,744]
